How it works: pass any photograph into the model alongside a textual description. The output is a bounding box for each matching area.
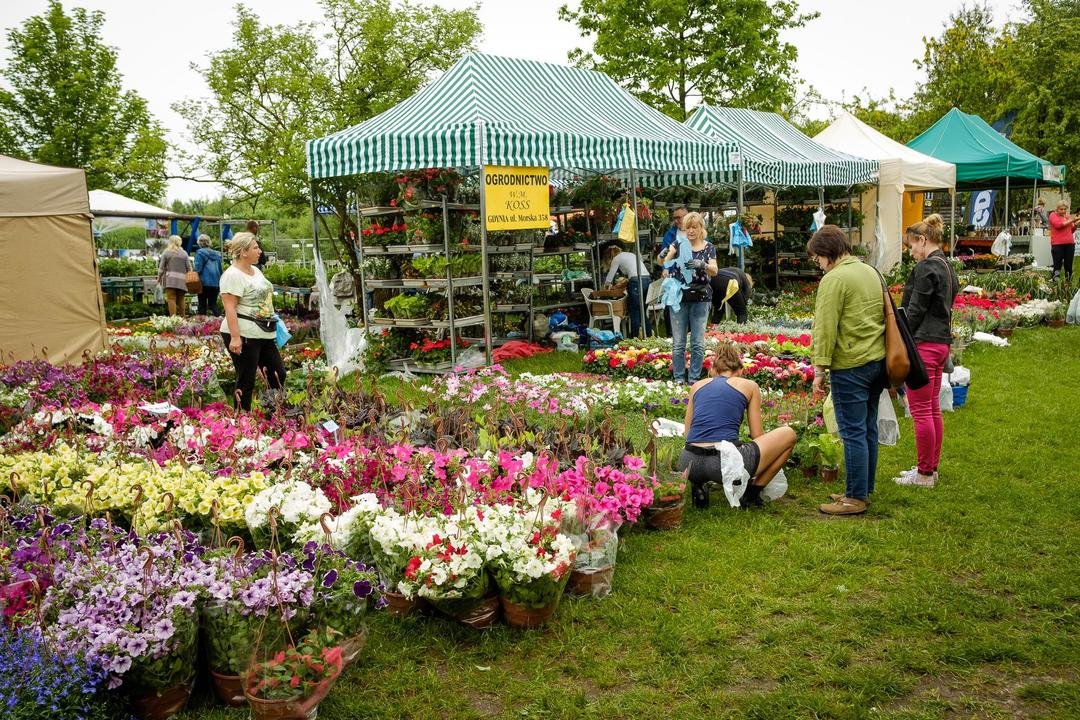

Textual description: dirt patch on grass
[885,667,1077,718]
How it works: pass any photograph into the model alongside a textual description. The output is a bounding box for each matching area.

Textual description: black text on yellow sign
[483,166,551,230]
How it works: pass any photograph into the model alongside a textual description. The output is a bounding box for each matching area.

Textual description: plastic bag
[564,519,620,599]
[761,468,788,502]
[551,331,579,352]
[948,365,971,386]
[650,417,685,438]
[823,393,838,435]
[1067,288,1080,325]
[715,441,750,508]
[878,389,899,446]
[939,374,953,412]
[454,346,485,369]
[618,205,637,242]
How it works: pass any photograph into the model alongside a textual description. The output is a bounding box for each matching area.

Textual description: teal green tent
[686,105,878,187]
[907,108,1064,188]
[306,53,737,186]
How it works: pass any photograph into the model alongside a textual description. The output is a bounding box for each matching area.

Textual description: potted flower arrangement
[244,627,344,720]
[995,311,1018,338]
[201,547,314,706]
[244,480,333,550]
[643,440,686,530]
[397,520,497,629]
[44,527,207,720]
[368,508,440,616]
[1046,301,1066,328]
[488,507,576,628]
[304,543,382,665]
[807,433,843,482]
[407,337,467,369]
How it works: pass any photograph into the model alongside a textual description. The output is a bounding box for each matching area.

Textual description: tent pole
[736,159,745,271]
[353,189,369,330]
[477,128,493,366]
[628,168,646,339]
[950,190,956,259]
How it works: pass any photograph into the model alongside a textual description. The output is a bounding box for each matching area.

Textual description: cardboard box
[592,297,627,316]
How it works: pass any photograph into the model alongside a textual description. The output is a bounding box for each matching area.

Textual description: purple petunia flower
[322,569,338,588]
[353,580,372,598]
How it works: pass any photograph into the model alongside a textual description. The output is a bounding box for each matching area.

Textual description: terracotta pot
[995,327,1014,338]
[820,466,839,483]
[801,464,820,479]
[500,595,561,629]
[340,625,368,666]
[644,497,685,530]
[129,682,192,720]
[1048,318,1066,328]
[566,565,615,597]
[383,589,426,617]
[210,670,246,707]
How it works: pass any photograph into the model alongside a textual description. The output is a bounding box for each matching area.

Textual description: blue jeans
[670,301,710,382]
[627,276,651,338]
[830,359,887,500]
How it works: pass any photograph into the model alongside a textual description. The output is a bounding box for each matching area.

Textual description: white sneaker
[892,466,918,484]
[895,470,936,487]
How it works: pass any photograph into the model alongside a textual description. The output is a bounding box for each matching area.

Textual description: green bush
[104,301,163,320]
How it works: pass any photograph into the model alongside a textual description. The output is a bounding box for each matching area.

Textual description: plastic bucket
[952,385,969,407]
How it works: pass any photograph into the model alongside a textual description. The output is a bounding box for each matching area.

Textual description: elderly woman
[193,234,224,316]
[808,225,887,516]
[679,342,797,508]
[1049,201,1078,282]
[157,235,191,316]
[219,232,286,411]
[662,211,718,382]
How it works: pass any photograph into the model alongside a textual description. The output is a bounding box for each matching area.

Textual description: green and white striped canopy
[306,53,737,186]
[686,105,878,188]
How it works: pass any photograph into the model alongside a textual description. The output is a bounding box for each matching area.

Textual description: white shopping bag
[878,389,899,446]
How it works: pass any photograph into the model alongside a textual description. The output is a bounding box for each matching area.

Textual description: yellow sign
[482,166,551,230]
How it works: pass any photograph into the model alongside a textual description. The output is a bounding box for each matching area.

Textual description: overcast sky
[0,0,1024,202]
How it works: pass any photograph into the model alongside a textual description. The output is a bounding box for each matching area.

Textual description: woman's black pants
[221,333,286,410]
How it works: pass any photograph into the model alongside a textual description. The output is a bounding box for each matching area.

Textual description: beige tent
[0,155,107,364]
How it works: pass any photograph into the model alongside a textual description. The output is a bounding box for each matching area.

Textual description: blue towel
[274,315,292,348]
[675,238,695,284]
[660,276,685,313]
[730,220,753,249]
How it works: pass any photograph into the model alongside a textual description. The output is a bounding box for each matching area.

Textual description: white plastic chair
[581,287,623,335]
[645,281,665,335]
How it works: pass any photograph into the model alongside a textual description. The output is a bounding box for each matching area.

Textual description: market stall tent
[88,189,177,235]
[0,155,107,364]
[815,111,956,271]
[306,52,740,364]
[306,53,737,185]
[686,105,878,188]
[907,108,1064,189]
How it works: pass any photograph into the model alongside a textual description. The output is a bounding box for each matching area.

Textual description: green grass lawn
[182,327,1080,720]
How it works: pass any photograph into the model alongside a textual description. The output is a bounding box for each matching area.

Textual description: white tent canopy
[814,111,956,271]
[89,189,176,235]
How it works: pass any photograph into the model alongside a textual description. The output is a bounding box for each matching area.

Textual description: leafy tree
[558,0,817,120]
[177,0,481,283]
[1006,0,1080,195]
[908,2,1016,133]
[0,0,168,201]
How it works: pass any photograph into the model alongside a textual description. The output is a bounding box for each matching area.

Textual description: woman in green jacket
[808,225,887,516]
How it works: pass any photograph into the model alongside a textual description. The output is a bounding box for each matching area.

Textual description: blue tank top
[685,377,748,443]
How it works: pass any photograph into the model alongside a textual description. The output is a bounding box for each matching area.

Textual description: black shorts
[676,441,760,483]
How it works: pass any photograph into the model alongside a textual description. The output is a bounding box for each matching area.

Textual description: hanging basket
[566,565,615,598]
[383,589,427,617]
[643,496,685,530]
[430,594,501,629]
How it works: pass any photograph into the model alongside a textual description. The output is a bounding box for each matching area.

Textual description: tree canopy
[0,0,168,202]
[558,0,817,120]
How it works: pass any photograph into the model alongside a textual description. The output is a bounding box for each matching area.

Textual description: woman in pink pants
[895,214,959,487]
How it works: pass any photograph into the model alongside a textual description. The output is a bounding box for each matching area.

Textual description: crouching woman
[677,343,797,508]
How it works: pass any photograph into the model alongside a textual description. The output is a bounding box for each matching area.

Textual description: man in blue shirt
[656,206,688,276]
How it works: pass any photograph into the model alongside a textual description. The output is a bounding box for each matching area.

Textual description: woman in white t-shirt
[219,232,286,411]
[601,244,652,337]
